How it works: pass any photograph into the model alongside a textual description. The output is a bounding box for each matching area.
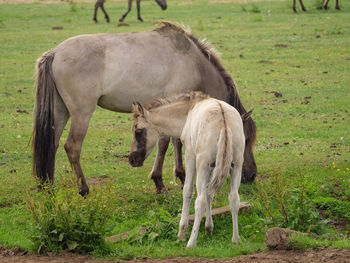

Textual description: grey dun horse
[33,21,257,195]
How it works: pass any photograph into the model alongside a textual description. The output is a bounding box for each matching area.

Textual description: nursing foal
[129,92,249,248]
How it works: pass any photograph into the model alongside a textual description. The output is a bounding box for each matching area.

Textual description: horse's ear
[241,108,254,122]
[132,102,144,116]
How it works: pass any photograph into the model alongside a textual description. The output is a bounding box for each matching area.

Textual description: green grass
[0,0,350,259]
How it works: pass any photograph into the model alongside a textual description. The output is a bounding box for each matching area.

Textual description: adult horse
[33,21,257,195]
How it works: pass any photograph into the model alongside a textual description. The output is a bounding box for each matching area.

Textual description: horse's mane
[154,21,256,146]
[145,91,209,110]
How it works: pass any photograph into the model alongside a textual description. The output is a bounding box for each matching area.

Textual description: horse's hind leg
[93,0,101,22]
[54,90,69,154]
[335,0,340,10]
[229,160,242,245]
[119,0,133,22]
[149,137,169,193]
[64,113,94,196]
[100,1,110,23]
[136,0,143,22]
[172,138,185,186]
[299,0,307,11]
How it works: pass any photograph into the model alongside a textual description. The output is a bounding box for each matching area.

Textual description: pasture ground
[0,0,349,261]
[1,246,350,262]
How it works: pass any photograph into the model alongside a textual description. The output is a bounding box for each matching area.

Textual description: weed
[26,182,116,253]
[126,208,178,244]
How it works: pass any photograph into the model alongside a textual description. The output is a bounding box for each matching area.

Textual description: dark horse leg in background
[292,0,307,13]
[93,0,110,23]
[149,137,186,193]
[119,0,133,22]
[323,0,340,10]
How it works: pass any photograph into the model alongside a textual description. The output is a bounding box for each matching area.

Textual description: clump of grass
[69,1,78,13]
[26,182,116,254]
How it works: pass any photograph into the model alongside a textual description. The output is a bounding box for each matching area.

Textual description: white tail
[207,128,233,195]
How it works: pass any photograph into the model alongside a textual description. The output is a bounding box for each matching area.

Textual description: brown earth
[1,247,350,263]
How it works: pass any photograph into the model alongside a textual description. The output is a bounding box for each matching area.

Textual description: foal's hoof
[205,227,213,236]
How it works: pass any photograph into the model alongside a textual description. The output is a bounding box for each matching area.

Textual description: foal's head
[129,102,159,167]
[155,0,167,10]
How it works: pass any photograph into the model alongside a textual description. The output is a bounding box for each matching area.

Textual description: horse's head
[155,0,167,10]
[241,109,257,183]
[129,102,159,167]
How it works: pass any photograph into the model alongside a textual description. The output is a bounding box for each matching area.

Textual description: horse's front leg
[136,0,143,22]
[178,151,196,242]
[64,115,92,196]
[172,138,186,186]
[149,137,169,193]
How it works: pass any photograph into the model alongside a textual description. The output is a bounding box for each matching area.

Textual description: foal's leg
[187,157,210,248]
[322,0,330,9]
[64,113,94,196]
[335,0,340,10]
[100,0,110,23]
[178,151,196,242]
[205,193,214,236]
[229,161,242,245]
[136,0,143,22]
[149,137,169,193]
[119,0,133,22]
[172,138,186,186]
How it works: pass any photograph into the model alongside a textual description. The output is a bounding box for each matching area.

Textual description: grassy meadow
[0,0,349,259]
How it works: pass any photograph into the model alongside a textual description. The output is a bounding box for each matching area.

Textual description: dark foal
[292,0,340,12]
[93,0,167,23]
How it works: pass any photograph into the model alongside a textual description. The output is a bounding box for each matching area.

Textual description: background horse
[93,0,167,23]
[292,0,340,12]
[129,92,249,248]
[33,21,257,195]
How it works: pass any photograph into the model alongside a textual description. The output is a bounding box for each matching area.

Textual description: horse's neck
[149,102,191,138]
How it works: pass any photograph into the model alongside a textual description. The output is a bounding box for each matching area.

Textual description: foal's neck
[148,102,192,138]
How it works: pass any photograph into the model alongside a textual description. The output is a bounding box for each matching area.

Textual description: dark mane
[144,91,209,110]
[155,21,256,145]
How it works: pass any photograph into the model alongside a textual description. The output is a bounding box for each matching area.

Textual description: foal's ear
[241,108,254,122]
[132,101,144,116]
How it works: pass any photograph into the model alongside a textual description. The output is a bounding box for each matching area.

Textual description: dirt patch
[1,247,350,263]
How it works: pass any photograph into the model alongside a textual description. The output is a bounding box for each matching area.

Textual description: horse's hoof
[138,17,144,23]
[205,227,213,236]
[79,188,89,197]
[93,18,98,23]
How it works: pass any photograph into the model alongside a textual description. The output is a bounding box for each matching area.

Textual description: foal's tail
[207,128,233,196]
[32,50,56,184]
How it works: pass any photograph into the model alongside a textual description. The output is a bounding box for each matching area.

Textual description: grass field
[0,0,349,259]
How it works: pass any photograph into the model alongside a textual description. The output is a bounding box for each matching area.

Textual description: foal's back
[182,98,245,159]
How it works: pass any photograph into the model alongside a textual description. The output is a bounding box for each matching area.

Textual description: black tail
[32,50,56,184]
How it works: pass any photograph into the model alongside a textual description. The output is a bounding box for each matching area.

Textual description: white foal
[129,92,249,248]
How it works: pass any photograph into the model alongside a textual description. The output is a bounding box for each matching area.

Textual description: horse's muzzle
[129,151,145,167]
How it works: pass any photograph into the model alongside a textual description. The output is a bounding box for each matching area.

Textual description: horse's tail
[32,50,56,184]
[207,128,233,196]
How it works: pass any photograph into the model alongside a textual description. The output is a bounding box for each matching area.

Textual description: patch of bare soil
[1,247,350,263]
